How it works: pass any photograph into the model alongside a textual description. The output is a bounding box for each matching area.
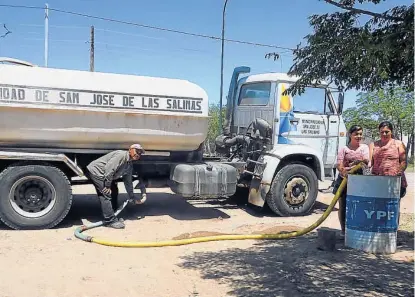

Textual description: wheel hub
[25,187,43,203]
[284,177,309,205]
[9,176,56,218]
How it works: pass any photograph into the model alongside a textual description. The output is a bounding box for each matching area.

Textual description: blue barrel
[345,174,401,254]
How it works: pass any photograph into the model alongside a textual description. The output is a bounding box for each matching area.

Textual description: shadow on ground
[0,187,336,230]
[178,234,414,297]
[204,187,337,218]
[59,192,232,228]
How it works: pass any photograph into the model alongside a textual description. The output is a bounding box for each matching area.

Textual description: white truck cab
[219,66,347,216]
[234,72,347,175]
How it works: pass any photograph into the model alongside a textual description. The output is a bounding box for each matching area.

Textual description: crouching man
[85,144,147,229]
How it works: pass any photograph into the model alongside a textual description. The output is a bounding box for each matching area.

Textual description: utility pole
[44,3,49,67]
[219,0,229,131]
[90,25,94,71]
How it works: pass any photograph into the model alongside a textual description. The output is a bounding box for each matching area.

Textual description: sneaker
[106,219,125,229]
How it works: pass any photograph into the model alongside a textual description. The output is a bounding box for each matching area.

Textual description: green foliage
[204,103,226,155]
[285,0,414,96]
[207,104,225,142]
[343,87,414,140]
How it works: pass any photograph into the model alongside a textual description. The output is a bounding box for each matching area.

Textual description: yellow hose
[79,164,361,248]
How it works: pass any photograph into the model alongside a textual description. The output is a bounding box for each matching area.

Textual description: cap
[130,143,145,154]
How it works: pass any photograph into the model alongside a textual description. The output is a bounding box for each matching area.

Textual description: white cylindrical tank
[0,62,209,152]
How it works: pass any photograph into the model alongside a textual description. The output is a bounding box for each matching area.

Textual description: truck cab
[222,66,347,216]
[232,71,347,178]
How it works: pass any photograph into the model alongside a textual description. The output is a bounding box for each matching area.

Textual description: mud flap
[248,178,272,207]
[248,177,264,207]
[247,156,269,207]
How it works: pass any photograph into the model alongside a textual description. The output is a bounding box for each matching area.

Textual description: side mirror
[338,93,344,114]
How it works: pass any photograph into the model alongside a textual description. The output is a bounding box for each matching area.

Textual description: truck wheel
[0,164,72,230]
[267,164,318,216]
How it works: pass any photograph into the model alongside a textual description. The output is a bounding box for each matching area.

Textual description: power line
[21,37,86,43]
[94,28,166,41]
[19,23,89,30]
[13,26,295,57]
[17,37,222,59]
[17,35,218,55]
[15,24,294,56]
[13,30,221,55]
[19,37,295,58]
[0,3,295,51]
[18,24,166,40]
[93,41,218,56]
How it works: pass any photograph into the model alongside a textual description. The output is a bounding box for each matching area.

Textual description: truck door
[276,83,340,176]
[233,81,276,137]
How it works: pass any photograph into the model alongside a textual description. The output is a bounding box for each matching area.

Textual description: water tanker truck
[0,58,347,230]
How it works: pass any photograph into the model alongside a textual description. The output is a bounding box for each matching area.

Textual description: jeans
[85,170,120,223]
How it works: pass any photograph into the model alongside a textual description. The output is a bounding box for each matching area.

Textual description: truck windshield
[238,82,271,106]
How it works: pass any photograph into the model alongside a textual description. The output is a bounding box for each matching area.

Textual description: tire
[0,164,72,230]
[266,163,318,216]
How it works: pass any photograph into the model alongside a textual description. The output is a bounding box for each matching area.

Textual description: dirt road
[0,174,413,297]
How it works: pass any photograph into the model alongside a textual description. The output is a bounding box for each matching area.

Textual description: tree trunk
[397,118,403,140]
[406,132,414,162]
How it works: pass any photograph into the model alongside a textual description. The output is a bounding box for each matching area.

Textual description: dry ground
[0,173,413,297]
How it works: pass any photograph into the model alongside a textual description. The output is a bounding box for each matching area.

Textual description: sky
[0,0,411,110]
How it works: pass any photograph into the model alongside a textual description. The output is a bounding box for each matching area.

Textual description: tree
[204,104,226,155]
[284,0,414,96]
[342,87,414,159]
